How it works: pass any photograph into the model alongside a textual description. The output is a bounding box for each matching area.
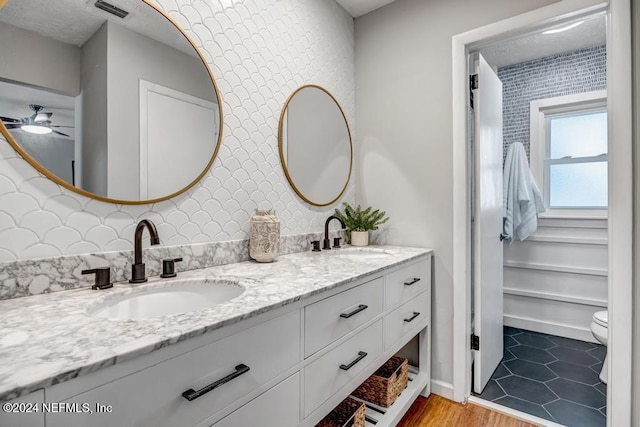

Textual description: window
[530,91,607,215]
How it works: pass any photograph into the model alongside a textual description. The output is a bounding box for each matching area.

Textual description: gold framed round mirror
[0,0,223,204]
[278,85,352,207]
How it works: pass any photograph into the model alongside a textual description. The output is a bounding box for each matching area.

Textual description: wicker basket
[316,396,365,427]
[352,356,408,407]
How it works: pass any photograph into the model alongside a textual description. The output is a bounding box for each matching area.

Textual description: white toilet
[590,310,608,384]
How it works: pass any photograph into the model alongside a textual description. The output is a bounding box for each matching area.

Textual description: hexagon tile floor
[474,326,607,427]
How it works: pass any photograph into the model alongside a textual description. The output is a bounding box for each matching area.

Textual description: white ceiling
[480,15,606,68]
[334,1,605,68]
[0,0,196,57]
[335,0,397,18]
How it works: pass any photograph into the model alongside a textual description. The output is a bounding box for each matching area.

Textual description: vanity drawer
[0,390,44,427]
[384,258,430,310]
[213,372,299,427]
[384,290,430,350]
[304,319,383,416]
[305,277,383,357]
[46,310,300,427]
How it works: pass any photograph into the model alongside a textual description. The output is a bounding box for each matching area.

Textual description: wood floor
[397,395,539,427]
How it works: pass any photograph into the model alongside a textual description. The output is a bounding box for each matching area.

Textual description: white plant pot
[350,231,369,247]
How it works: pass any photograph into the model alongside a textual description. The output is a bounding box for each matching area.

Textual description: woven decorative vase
[316,397,365,427]
[249,209,280,262]
[352,356,408,407]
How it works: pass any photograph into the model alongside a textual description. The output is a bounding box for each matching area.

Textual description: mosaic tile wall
[0,0,355,263]
[498,45,607,160]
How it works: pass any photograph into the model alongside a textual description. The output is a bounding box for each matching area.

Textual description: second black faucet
[323,215,345,250]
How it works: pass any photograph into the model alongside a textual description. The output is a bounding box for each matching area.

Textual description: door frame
[451,0,633,425]
[139,79,218,199]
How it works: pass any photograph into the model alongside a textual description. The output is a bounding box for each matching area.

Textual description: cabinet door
[46,310,300,427]
[0,390,44,427]
[305,277,383,357]
[384,290,430,350]
[213,373,299,427]
[384,258,431,310]
[304,320,383,416]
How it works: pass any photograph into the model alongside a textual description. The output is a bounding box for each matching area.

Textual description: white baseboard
[430,379,455,401]
[469,396,565,427]
[504,315,597,343]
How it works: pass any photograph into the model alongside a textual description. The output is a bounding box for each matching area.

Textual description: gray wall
[354,0,558,389]
[0,21,80,95]
[106,21,216,200]
[9,132,74,184]
[498,45,607,159]
[80,23,108,196]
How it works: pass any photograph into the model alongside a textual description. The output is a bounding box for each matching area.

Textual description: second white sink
[329,247,393,260]
[87,279,245,320]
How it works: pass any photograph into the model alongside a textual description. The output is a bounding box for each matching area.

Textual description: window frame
[529,90,608,218]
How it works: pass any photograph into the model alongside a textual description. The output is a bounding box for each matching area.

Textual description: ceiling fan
[1,104,74,137]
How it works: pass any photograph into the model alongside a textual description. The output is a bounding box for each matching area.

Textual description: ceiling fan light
[22,124,52,135]
[34,113,49,122]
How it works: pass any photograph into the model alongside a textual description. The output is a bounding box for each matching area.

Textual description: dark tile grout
[474,327,607,427]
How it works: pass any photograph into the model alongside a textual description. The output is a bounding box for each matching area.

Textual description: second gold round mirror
[278,85,352,207]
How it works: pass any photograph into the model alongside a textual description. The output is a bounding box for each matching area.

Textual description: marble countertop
[0,245,431,401]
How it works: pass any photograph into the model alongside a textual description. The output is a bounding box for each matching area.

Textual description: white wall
[0,0,355,261]
[632,0,640,423]
[0,21,80,95]
[105,21,216,200]
[354,0,558,389]
[80,23,108,196]
[503,217,608,341]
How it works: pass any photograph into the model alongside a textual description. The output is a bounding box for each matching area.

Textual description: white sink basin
[329,247,392,260]
[87,279,244,320]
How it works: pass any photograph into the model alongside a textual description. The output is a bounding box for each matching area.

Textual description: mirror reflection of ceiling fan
[0,104,74,137]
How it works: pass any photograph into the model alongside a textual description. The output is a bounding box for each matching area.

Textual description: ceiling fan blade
[50,125,75,128]
[4,124,20,129]
[52,130,70,137]
[0,116,20,123]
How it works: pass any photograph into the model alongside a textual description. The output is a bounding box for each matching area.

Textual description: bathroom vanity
[0,246,431,427]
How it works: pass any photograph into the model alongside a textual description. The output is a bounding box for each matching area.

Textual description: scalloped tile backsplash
[0,0,355,266]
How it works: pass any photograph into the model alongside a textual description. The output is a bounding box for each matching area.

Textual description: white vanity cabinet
[0,389,45,427]
[38,253,431,427]
[46,310,301,427]
[212,373,300,427]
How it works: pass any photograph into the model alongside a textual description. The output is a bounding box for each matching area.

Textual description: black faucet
[130,219,160,283]
[323,215,345,250]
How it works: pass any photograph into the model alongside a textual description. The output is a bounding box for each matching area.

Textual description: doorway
[468,17,609,425]
[451,1,633,426]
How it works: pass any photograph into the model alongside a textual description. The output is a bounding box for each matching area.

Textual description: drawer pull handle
[182,364,250,401]
[404,312,420,323]
[404,278,421,286]
[340,351,368,371]
[340,304,369,319]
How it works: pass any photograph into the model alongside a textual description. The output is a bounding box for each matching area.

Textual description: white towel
[502,142,545,243]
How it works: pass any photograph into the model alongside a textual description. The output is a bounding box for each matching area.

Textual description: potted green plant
[334,202,389,247]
